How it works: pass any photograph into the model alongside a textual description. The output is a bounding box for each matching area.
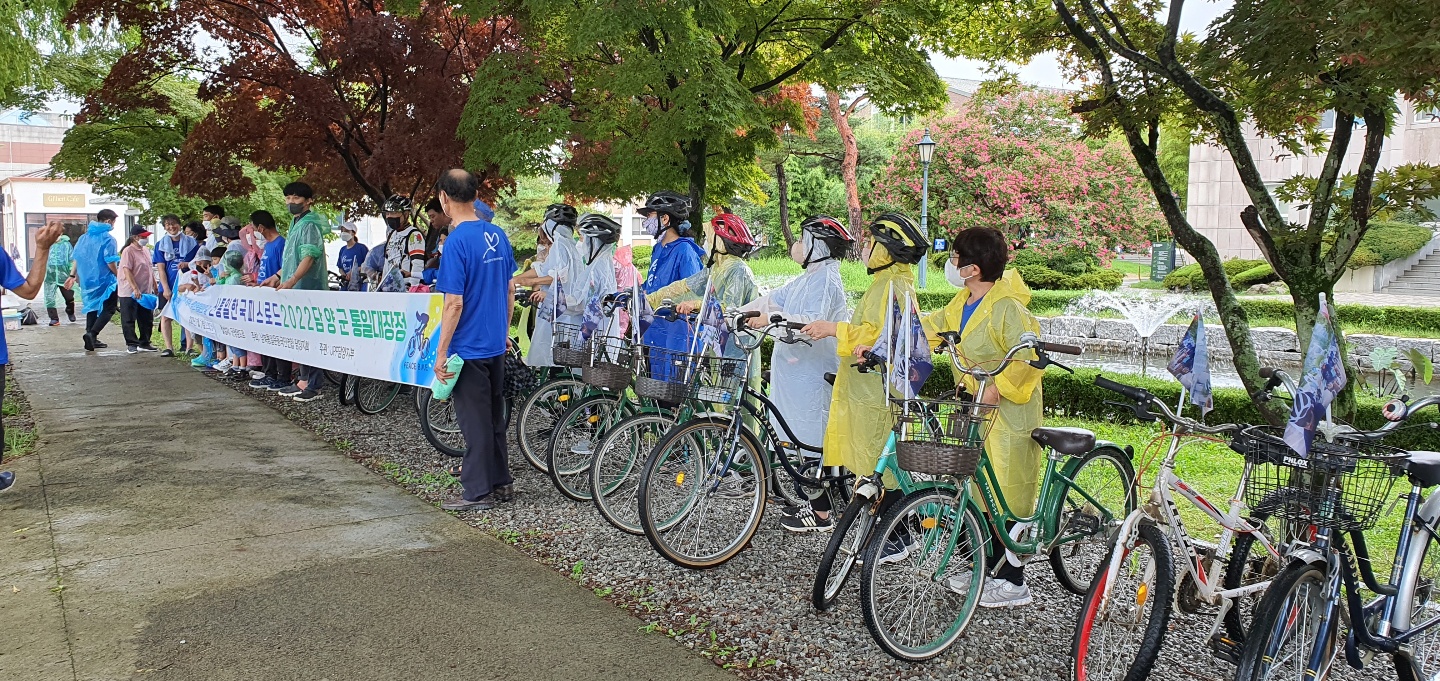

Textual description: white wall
[0,178,130,271]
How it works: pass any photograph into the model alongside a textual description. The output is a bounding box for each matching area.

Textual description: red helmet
[710,213,757,256]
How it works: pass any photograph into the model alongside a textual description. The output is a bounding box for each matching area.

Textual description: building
[0,169,134,270]
[0,110,69,179]
[1186,101,1440,261]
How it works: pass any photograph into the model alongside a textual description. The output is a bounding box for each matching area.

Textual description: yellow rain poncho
[821,242,915,476]
[922,269,1044,515]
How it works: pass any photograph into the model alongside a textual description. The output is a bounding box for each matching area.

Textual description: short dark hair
[951,227,1009,282]
[203,204,225,218]
[186,221,207,242]
[162,214,181,226]
[210,246,226,259]
[424,198,442,214]
[250,210,277,231]
[96,209,118,222]
[434,169,478,203]
[282,181,314,199]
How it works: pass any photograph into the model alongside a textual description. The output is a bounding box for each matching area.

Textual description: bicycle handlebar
[1094,374,1237,434]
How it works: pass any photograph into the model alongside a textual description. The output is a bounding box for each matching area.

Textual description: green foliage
[1014,265,1125,291]
[1334,221,1435,269]
[631,245,653,272]
[1163,259,1268,291]
[1156,125,1191,212]
[1230,264,1278,289]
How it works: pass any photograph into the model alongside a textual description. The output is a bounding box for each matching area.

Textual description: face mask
[945,259,974,287]
[179,263,190,273]
[385,217,403,231]
[255,235,266,247]
[536,243,550,260]
[642,215,660,237]
[789,239,806,265]
[287,203,305,215]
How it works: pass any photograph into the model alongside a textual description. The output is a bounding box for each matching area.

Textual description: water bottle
[430,354,465,400]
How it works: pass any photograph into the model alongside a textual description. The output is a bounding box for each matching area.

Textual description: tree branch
[1304,110,1355,242]
[1324,106,1388,280]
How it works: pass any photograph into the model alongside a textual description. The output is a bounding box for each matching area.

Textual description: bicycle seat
[823,372,836,386]
[1403,451,1440,488]
[1030,427,1096,456]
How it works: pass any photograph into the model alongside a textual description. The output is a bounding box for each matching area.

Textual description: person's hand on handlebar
[980,384,1000,407]
[529,289,547,304]
[802,320,837,340]
[852,344,872,359]
[746,314,768,330]
[675,300,700,315]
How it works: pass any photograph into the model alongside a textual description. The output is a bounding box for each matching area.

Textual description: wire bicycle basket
[582,335,634,392]
[633,346,748,406]
[1234,425,1405,531]
[552,322,590,368]
[891,398,996,477]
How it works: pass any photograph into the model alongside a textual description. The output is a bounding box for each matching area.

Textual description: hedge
[1231,264,1278,289]
[1339,221,1434,269]
[1015,265,1125,291]
[1163,258,1268,291]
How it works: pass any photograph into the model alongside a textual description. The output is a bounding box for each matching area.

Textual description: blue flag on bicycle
[891,292,933,399]
[1284,294,1347,457]
[1166,314,1213,416]
[634,285,654,339]
[696,286,729,355]
[579,294,605,341]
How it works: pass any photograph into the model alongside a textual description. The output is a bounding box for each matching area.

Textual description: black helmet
[868,212,927,265]
[382,194,413,214]
[576,213,622,245]
[543,203,578,226]
[638,190,691,221]
[800,214,855,259]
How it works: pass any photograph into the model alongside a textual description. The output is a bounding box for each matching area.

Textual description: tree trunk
[775,159,795,248]
[684,139,707,236]
[825,89,863,234]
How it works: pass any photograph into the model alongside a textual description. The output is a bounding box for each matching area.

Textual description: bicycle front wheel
[638,417,768,570]
[812,493,876,611]
[591,412,675,535]
[416,388,466,457]
[354,378,401,415]
[859,487,985,661]
[1070,520,1174,681]
[514,378,584,474]
[1394,506,1440,681]
[1050,445,1138,595]
[546,393,621,502]
[1234,560,1336,681]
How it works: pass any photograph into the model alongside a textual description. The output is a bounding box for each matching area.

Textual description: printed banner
[165,285,444,387]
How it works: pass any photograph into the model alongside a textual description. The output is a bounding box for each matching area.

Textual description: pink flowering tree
[869,92,1162,257]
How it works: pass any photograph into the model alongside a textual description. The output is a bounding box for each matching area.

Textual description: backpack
[19,307,38,326]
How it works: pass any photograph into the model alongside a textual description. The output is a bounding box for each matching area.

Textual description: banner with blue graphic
[1167,314,1213,416]
[1285,294,1348,457]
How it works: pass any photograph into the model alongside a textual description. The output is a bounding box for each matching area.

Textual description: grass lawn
[1107,260,1152,279]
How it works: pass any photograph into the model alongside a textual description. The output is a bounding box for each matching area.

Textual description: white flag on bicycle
[1166,313,1213,416]
[1284,294,1347,457]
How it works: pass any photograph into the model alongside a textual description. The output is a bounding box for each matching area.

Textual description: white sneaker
[213,358,233,372]
[250,370,266,380]
[945,571,975,595]
[569,439,593,456]
[978,578,1033,608]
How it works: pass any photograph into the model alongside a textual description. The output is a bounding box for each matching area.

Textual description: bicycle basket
[1236,425,1405,531]
[634,346,691,403]
[581,336,634,392]
[688,354,749,405]
[891,398,996,477]
[552,322,590,368]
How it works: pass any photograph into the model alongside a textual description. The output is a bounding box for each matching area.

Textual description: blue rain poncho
[640,234,704,351]
[43,235,73,308]
[527,222,585,367]
[72,221,120,314]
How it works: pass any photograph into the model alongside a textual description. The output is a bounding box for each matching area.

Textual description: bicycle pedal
[1208,635,1241,665]
[1064,513,1101,535]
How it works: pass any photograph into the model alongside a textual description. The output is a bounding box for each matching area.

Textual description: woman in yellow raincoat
[921,226,1043,609]
[801,213,929,480]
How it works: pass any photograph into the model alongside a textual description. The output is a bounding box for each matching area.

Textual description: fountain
[1066,291,1210,376]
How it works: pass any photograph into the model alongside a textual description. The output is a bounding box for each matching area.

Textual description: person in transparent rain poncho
[511,203,582,368]
[570,213,624,342]
[738,215,855,533]
[644,212,760,359]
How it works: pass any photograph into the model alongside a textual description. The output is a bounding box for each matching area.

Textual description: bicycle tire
[546,393,621,502]
[338,374,356,406]
[354,377,401,415]
[858,487,985,661]
[323,369,345,389]
[1221,489,1305,644]
[1069,521,1174,681]
[416,388,466,457]
[812,493,876,611]
[638,417,768,570]
[1393,502,1440,681]
[591,412,675,535]
[514,378,584,474]
[1049,445,1138,595]
[1234,559,1335,681]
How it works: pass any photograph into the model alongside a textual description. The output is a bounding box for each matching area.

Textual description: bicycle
[845,332,1137,661]
[635,309,854,569]
[1070,372,1303,681]
[512,290,585,474]
[1234,392,1440,681]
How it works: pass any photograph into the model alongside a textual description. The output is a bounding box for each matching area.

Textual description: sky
[930,0,1234,89]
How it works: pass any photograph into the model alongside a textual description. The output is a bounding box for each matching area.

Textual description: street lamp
[916,128,937,288]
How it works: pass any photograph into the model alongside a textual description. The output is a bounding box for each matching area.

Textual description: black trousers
[46,287,75,322]
[1,364,7,464]
[453,354,510,500]
[262,355,292,385]
[117,297,153,348]
[85,291,119,338]
[297,364,325,391]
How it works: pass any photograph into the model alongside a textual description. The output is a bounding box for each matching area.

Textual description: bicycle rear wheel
[1393,507,1440,681]
[638,417,768,569]
[514,378,584,474]
[338,374,357,406]
[1049,445,1138,595]
[812,494,876,611]
[416,388,466,457]
[859,487,985,661]
[1069,520,1174,681]
[1221,491,1301,645]
[546,394,621,502]
[591,412,675,535]
[1234,561,1336,681]
[354,377,401,415]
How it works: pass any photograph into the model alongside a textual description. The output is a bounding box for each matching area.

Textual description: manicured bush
[1014,264,1123,291]
[1338,221,1435,269]
[631,244,653,271]
[1163,258,1267,291]
[1231,264,1277,288]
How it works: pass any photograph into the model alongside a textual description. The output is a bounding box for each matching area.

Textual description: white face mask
[255,234,267,247]
[945,259,974,287]
[789,239,806,265]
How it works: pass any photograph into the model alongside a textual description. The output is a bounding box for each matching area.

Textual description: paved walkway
[0,326,731,681]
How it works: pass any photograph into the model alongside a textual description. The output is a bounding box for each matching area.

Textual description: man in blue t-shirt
[244,211,294,391]
[152,214,199,356]
[432,169,517,512]
[335,222,368,289]
[0,221,64,494]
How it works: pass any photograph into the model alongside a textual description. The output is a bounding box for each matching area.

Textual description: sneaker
[277,383,303,396]
[876,529,916,565]
[82,333,95,351]
[441,494,496,512]
[978,578,1033,609]
[137,345,158,353]
[160,349,175,357]
[92,340,107,349]
[569,438,594,456]
[945,571,975,595]
[250,370,266,380]
[126,346,139,354]
[781,510,834,533]
[47,320,59,327]
[66,313,76,323]
[0,471,13,493]
[292,389,322,402]
[248,377,274,390]
[213,358,234,372]
[190,354,214,368]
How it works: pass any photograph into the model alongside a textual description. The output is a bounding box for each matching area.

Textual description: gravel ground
[210,369,1394,681]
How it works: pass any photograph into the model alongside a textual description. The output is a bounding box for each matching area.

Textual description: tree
[69,0,524,208]
[457,0,955,225]
[0,0,74,108]
[954,0,1440,415]
[869,92,1159,256]
[825,89,865,233]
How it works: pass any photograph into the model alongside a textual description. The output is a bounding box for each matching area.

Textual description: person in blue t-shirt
[638,190,704,352]
[244,211,294,391]
[153,214,199,356]
[336,222,368,289]
[0,221,64,494]
[432,169,517,512]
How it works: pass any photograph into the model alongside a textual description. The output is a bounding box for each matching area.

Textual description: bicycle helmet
[576,213,622,264]
[799,214,855,264]
[382,194,413,214]
[543,203,578,226]
[709,213,757,258]
[868,212,927,269]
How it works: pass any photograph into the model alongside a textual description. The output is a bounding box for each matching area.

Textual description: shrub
[1231,264,1277,289]
[1163,258,1267,291]
[1340,221,1435,269]
[1015,264,1124,291]
[631,245,653,271]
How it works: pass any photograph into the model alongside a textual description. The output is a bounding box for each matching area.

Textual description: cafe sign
[42,193,86,208]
